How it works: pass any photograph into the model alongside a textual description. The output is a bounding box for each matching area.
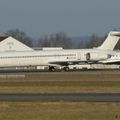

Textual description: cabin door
[77,52,81,60]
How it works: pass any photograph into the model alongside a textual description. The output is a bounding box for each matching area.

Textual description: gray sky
[0,0,120,37]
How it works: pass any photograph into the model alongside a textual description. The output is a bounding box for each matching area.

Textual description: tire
[63,67,69,71]
[49,67,55,72]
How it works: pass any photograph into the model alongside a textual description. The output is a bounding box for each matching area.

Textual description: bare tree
[77,40,88,49]
[87,34,98,48]
[5,29,33,47]
[38,32,74,49]
[39,35,51,47]
[87,34,104,48]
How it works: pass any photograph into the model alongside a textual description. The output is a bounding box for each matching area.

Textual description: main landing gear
[49,66,70,72]
[49,66,56,72]
[63,67,69,71]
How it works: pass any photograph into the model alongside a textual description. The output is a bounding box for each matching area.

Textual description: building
[0,36,33,52]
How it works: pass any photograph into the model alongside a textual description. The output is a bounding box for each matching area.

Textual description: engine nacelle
[85,52,110,61]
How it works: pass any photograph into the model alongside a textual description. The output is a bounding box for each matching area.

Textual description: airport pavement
[0,93,120,102]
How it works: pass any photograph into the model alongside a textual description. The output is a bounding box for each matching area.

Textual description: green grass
[0,71,120,120]
[0,102,120,120]
[1,82,120,93]
[0,70,120,93]
[25,71,120,81]
[1,80,120,87]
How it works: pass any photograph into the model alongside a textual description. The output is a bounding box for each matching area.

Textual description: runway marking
[0,74,25,78]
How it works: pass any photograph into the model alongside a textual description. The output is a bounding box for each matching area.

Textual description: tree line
[4,29,120,50]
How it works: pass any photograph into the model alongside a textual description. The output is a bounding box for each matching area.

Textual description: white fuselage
[0,49,115,67]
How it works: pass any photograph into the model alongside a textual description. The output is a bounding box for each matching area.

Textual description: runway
[0,93,120,102]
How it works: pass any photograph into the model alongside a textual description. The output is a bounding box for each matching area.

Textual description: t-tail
[97,31,120,50]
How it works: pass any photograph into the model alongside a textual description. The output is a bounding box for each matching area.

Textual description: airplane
[0,31,119,71]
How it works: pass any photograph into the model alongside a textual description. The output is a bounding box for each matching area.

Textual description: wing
[99,59,120,65]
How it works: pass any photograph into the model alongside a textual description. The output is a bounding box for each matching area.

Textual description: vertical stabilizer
[97,31,120,50]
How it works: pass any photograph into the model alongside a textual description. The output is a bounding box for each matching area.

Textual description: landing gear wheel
[63,67,69,72]
[49,66,55,72]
